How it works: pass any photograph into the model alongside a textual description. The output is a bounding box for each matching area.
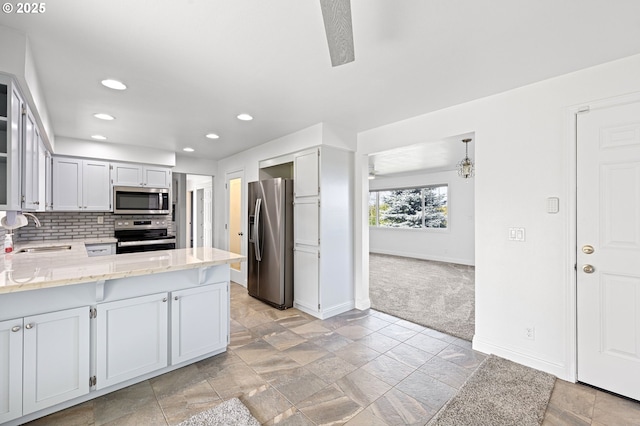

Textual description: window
[369,185,448,229]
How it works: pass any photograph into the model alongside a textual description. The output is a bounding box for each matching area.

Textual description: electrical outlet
[97,216,104,224]
[525,326,535,340]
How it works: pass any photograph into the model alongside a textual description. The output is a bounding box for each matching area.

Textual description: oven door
[116,239,176,254]
[113,186,170,215]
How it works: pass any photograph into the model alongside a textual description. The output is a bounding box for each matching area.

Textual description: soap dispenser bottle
[4,233,13,253]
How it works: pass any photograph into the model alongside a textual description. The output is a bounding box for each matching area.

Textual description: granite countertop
[0,239,245,294]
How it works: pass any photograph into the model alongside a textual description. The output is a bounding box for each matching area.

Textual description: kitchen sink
[16,245,73,254]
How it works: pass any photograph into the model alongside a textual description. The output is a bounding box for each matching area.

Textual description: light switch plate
[547,197,559,214]
[508,227,526,242]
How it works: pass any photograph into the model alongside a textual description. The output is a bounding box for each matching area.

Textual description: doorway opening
[226,170,246,285]
[365,132,476,340]
[172,173,213,248]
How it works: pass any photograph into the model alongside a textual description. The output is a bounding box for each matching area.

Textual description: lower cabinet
[0,307,90,423]
[96,293,169,390]
[96,283,228,389]
[0,319,23,424]
[0,278,229,424]
[293,247,320,313]
[171,283,228,364]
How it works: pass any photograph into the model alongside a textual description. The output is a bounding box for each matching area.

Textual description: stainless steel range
[114,219,176,254]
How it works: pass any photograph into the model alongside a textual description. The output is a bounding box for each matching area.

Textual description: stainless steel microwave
[113,186,170,215]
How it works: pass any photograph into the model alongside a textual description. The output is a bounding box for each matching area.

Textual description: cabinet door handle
[25,323,34,329]
[162,297,167,302]
[11,325,21,332]
[174,296,179,301]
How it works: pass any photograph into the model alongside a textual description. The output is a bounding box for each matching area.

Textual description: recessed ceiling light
[91,135,107,140]
[205,133,220,139]
[93,113,115,120]
[101,79,127,90]
[237,113,253,121]
[183,147,195,152]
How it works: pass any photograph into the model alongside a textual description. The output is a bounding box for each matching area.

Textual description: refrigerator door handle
[254,198,262,261]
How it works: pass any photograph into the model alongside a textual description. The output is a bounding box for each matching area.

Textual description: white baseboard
[322,301,355,318]
[369,249,474,266]
[473,336,572,381]
[355,297,371,310]
[294,300,355,319]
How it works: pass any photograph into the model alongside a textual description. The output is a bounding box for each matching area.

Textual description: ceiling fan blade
[319,0,355,67]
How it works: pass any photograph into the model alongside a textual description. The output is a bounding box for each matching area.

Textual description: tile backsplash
[14,212,173,242]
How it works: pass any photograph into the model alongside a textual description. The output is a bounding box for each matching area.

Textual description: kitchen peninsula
[0,243,244,426]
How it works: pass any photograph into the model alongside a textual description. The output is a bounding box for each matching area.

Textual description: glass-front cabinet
[0,74,24,210]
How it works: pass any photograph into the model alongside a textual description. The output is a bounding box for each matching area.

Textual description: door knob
[583,264,595,274]
[582,245,594,254]
[237,232,244,236]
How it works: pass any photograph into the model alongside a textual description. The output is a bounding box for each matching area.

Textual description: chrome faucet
[22,212,42,227]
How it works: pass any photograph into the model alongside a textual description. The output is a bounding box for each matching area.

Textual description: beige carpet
[428,355,556,425]
[369,253,475,341]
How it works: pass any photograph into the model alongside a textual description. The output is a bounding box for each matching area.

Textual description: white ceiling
[1,1,639,162]
[369,133,474,177]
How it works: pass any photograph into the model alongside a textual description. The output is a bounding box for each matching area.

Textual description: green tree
[380,189,423,228]
[376,186,447,229]
[424,187,447,228]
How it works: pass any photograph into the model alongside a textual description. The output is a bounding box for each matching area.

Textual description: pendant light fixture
[457,138,474,179]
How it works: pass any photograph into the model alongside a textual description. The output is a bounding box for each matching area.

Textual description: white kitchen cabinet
[110,162,141,186]
[171,283,228,364]
[96,293,168,389]
[21,105,48,212]
[43,146,52,210]
[111,162,171,188]
[0,318,23,424]
[292,146,354,319]
[85,243,115,257]
[293,247,320,314]
[0,76,24,210]
[22,307,90,415]
[294,148,319,197]
[52,157,111,211]
[0,309,90,422]
[143,165,171,187]
[294,198,319,246]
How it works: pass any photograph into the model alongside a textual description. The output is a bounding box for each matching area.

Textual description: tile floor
[25,282,640,425]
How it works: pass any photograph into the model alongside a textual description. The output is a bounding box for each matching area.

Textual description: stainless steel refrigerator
[247,178,294,309]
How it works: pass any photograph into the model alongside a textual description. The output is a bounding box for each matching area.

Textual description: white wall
[369,169,474,265]
[356,53,640,381]
[55,137,176,166]
[174,154,218,176]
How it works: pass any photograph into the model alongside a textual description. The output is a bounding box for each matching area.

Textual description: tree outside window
[369,185,447,229]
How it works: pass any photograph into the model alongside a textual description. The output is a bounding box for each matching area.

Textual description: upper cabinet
[294,149,319,198]
[0,74,50,212]
[52,157,111,211]
[22,105,47,211]
[111,162,171,188]
[0,76,24,210]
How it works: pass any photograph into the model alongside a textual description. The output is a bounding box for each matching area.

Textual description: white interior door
[203,186,213,247]
[226,170,246,285]
[196,188,204,247]
[577,100,640,400]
